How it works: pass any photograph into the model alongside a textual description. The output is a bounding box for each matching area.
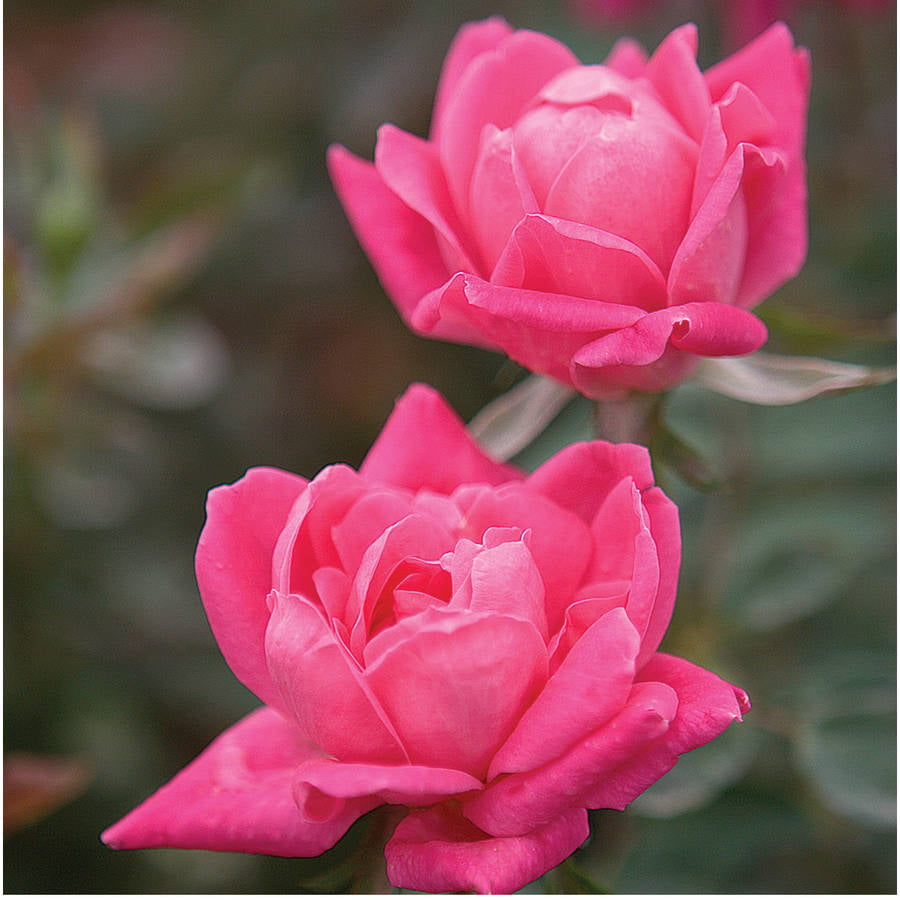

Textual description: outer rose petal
[293,758,482,816]
[385,803,589,894]
[437,27,579,218]
[463,681,676,837]
[431,17,514,144]
[326,145,454,329]
[571,301,768,396]
[603,36,649,77]
[644,24,709,143]
[102,708,376,856]
[634,486,681,667]
[196,466,307,711]
[527,439,655,525]
[582,653,750,810]
[374,124,480,275]
[360,383,520,492]
[705,24,810,306]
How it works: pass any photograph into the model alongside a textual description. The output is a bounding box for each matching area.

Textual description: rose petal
[366,609,548,777]
[526,439,655,524]
[488,607,639,779]
[705,24,810,306]
[360,383,520,493]
[571,301,769,384]
[346,513,454,659]
[464,536,548,639]
[102,707,375,857]
[451,481,592,632]
[438,28,579,219]
[412,272,647,386]
[544,107,697,272]
[582,653,750,810]
[431,17,514,144]
[634,486,681,667]
[468,124,536,273]
[271,464,365,597]
[585,477,661,652]
[375,124,480,275]
[492,213,668,311]
[463,681,677,836]
[385,803,589,894]
[705,22,810,160]
[326,145,450,325]
[644,23,710,143]
[603,36,649,77]
[293,758,481,814]
[265,591,408,764]
[195,467,307,711]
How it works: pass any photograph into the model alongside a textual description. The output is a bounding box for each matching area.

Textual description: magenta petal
[644,24,710,143]
[374,124,479,275]
[385,804,589,894]
[431,17,514,143]
[366,610,548,777]
[572,301,768,375]
[452,481,592,632]
[634,487,681,667]
[102,707,375,857]
[585,478,662,655]
[527,439,655,525]
[705,24,809,306]
[360,384,520,492]
[438,29,579,218]
[583,653,750,810]
[492,214,668,310]
[464,681,677,837]
[467,125,535,273]
[705,23,810,161]
[326,144,449,323]
[293,758,481,813]
[603,36,649,77]
[412,271,646,387]
[465,538,548,639]
[544,115,697,272]
[196,467,307,711]
[488,607,639,779]
[265,592,408,764]
[669,148,749,307]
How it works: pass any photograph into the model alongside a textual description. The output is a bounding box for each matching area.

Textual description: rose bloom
[329,19,809,398]
[103,385,749,894]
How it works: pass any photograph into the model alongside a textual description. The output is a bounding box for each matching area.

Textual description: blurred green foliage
[5,0,895,892]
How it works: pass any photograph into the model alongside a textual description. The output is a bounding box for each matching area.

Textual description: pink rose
[102,384,748,893]
[329,19,809,398]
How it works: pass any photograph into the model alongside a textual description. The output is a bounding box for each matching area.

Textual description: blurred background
[4,0,895,892]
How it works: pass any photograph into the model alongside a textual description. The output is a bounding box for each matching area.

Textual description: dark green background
[5,0,895,892]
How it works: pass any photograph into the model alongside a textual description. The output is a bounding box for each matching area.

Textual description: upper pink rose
[102,385,748,894]
[329,19,809,398]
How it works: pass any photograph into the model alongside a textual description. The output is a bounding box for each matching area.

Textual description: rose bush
[329,19,809,397]
[102,384,748,893]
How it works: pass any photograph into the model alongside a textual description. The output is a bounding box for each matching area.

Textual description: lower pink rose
[102,384,749,893]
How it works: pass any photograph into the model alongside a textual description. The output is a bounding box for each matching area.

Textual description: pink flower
[329,19,810,398]
[102,384,749,893]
